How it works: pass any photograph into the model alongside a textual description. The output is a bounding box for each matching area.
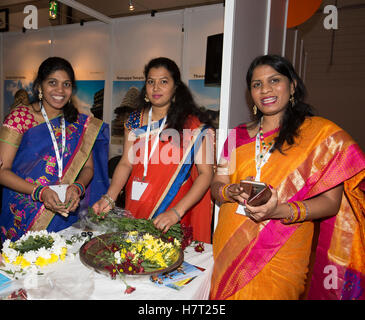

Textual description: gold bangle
[221,184,232,202]
[281,202,295,224]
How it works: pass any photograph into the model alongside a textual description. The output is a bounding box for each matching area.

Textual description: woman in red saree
[93,57,214,243]
[210,55,365,300]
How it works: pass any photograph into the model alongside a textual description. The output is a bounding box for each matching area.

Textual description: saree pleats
[211,117,365,300]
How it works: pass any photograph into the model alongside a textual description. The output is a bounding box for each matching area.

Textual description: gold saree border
[0,126,23,147]
[30,116,104,231]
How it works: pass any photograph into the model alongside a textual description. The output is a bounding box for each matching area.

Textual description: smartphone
[240,180,272,206]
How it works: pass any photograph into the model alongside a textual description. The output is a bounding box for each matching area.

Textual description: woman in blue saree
[0,57,109,242]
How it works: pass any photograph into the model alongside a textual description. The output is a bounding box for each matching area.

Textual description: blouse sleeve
[0,106,38,147]
[124,110,143,131]
[3,106,38,135]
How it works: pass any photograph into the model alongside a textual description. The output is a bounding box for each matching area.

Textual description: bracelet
[171,207,181,222]
[39,186,49,202]
[101,194,116,210]
[221,184,233,202]
[31,185,48,202]
[281,201,309,224]
[68,182,85,197]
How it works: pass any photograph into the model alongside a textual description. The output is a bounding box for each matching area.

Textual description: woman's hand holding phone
[240,180,272,206]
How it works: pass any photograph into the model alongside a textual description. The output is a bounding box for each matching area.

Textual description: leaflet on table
[0,272,12,292]
[150,261,205,290]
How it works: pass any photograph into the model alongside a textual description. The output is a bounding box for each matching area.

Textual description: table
[1,226,214,300]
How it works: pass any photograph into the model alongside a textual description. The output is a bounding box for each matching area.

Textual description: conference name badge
[131,178,148,201]
[49,184,69,203]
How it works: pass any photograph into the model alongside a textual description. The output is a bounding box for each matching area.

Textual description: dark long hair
[137,57,212,132]
[32,56,78,123]
[246,54,314,153]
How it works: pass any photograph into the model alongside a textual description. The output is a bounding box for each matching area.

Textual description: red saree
[124,111,213,243]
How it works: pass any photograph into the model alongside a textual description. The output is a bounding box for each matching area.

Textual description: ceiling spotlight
[129,0,135,11]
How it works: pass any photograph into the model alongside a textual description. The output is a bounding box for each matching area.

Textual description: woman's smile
[261,96,278,106]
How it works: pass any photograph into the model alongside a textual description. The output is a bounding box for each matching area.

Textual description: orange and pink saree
[210,116,365,300]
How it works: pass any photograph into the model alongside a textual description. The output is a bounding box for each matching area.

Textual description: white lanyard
[143,108,167,178]
[254,130,274,181]
[41,102,66,182]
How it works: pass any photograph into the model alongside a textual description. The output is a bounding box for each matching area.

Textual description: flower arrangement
[108,231,181,274]
[1,230,68,270]
[86,207,193,250]
[81,230,183,294]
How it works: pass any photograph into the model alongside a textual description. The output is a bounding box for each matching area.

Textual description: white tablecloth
[2,227,214,300]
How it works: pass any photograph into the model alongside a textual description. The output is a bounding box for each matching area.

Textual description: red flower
[104,265,117,279]
[124,285,136,294]
[181,224,193,250]
[109,243,119,252]
[125,251,135,259]
[194,242,205,253]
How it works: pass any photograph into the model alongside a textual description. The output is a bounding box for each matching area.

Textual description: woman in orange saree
[210,55,365,300]
[93,57,214,243]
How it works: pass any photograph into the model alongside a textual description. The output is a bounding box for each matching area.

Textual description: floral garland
[1,230,68,270]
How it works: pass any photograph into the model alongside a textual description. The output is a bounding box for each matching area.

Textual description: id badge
[131,178,149,201]
[49,184,69,203]
[236,204,248,216]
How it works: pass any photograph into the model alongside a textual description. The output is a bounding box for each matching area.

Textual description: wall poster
[3,77,104,120]
[111,72,145,157]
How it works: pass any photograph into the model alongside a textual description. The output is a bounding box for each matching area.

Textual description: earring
[253,105,257,115]
[289,95,295,107]
[38,90,43,101]
[144,95,150,103]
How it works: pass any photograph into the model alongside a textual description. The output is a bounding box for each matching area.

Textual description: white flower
[37,247,51,260]
[23,251,37,263]
[114,251,121,264]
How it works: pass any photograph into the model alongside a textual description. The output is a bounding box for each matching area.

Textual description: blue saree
[0,106,109,241]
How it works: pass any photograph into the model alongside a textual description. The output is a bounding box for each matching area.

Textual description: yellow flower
[14,255,23,265]
[21,258,31,268]
[47,254,59,264]
[35,257,47,267]
[2,254,10,264]
[60,247,67,260]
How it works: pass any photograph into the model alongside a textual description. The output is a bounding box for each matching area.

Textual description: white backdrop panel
[112,12,184,76]
[51,22,110,80]
[183,5,224,80]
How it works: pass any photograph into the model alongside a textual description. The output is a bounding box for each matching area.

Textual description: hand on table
[153,209,181,233]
